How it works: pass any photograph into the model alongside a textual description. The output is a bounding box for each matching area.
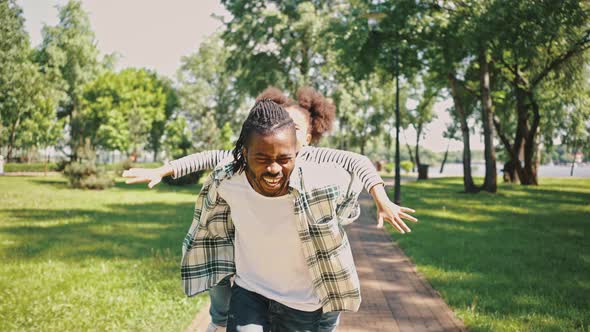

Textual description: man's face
[243,127,297,197]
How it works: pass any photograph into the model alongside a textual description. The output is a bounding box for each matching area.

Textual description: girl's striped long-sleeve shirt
[168,146,384,193]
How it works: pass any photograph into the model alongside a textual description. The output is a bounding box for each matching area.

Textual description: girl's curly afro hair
[255,86,336,144]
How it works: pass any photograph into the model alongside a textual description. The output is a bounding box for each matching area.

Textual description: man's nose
[266,162,281,175]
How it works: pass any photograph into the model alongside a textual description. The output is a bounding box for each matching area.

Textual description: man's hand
[370,184,418,234]
[122,165,173,189]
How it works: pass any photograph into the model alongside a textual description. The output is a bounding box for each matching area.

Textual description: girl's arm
[169,150,232,179]
[298,146,384,193]
[299,146,418,233]
[122,150,232,188]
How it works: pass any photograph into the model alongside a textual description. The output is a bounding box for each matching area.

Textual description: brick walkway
[337,194,466,332]
[187,192,467,332]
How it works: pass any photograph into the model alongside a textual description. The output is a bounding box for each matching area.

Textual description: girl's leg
[319,311,341,332]
[209,276,233,327]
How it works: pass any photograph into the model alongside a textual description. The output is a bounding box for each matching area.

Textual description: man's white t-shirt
[217,172,322,312]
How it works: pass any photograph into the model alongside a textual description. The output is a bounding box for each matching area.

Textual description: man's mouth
[262,175,282,187]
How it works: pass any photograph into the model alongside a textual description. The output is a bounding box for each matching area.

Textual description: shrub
[400,160,414,173]
[63,141,114,190]
[55,159,70,172]
[105,160,163,175]
[162,171,204,186]
[64,161,114,190]
[383,162,394,174]
[4,162,58,172]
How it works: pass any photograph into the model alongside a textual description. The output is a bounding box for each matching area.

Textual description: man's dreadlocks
[232,99,295,173]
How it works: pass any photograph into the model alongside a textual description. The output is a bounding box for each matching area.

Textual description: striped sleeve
[169,150,233,179]
[298,146,384,192]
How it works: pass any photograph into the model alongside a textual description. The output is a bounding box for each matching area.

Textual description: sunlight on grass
[387,177,590,332]
[0,175,205,331]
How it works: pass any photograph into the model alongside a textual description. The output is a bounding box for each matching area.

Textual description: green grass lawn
[1,175,588,331]
[0,175,206,331]
[387,177,590,332]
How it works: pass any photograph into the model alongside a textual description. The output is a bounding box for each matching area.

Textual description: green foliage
[0,0,60,160]
[79,68,172,155]
[35,0,103,159]
[176,34,245,154]
[101,161,163,172]
[35,0,101,116]
[332,73,395,153]
[383,162,393,173]
[63,141,113,189]
[63,161,114,190]
[220,122,235,151]
[400,160,413,173]
[4,162,59,172]
[146,76,178,161]
[220,1,334,94]
[163,115,193,160]
[162,172,204,186]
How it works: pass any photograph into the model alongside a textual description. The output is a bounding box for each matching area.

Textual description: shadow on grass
[1,201,196,262]
[28,177,202,195]
[381,178,590,330]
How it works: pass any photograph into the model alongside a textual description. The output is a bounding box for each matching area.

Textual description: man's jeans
[209,277,340,331]
[226,284,323,332]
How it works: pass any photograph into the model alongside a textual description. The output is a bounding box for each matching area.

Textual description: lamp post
[393,47,401,204]
[367,10,401,204]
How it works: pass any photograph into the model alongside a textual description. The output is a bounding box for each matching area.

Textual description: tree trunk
[513,83,529,183]
[570,145,577,176]
[479,50,497,193]
[403,130,415,171]
[521,92,540,185]
[360,137,366,156]
[493,116,519,183]
[7,109,23,162]
[415,125,422,169]
[448,73,479,193]
[440,140,450,173]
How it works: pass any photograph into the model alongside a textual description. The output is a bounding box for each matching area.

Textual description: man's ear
[305,133,312,145]
[242,147,247,162]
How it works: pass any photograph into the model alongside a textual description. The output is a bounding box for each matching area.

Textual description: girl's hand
[370,184,418,233]
[122,165,172,189]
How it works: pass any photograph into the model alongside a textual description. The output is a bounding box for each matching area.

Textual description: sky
[17,0,485,153]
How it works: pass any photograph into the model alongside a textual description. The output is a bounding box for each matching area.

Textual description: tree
[487,0,590,185]
[147,77,178,161]
[0,0,60,161]
[332,74,389,155]
[79,69,172,157]
[177,34,245,150]
[163,115,192,160]
[556,79,590,176]
[406,78,437,178]
[35,0,102,161]
[440,121,460,174]
[220,1,336,95]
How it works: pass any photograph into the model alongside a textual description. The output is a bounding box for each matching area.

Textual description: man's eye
[278,158,292,164]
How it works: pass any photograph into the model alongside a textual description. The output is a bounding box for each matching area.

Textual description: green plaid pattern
[181,161,363,313]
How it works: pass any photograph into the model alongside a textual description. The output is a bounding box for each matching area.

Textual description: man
[181,99,365,331]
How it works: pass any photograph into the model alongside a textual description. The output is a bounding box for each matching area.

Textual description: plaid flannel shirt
[180,158,363,313]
